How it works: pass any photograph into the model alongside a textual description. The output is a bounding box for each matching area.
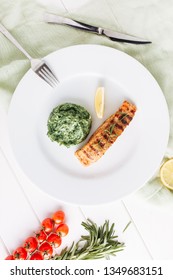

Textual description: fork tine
[31,59,59,87]
[35,61,59,87]
[39,67,57,88]
[42,66,59,86]
[43,64,59,84]
[38,70,56,88]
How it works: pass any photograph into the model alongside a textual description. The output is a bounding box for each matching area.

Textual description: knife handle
[74,20,99,33]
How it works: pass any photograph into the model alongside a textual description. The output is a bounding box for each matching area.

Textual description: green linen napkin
[0,0,173,204]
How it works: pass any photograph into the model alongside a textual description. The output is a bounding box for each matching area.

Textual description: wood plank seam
[121,199,153,259]
[0,147,41,225]
[0,234,10,256]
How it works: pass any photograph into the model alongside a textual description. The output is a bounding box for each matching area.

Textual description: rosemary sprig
[92,139,103,149]
[105,123,116,135]
[53,219,125,260]
[104,112,129,141]
[105,124,119,142]
[119,113,128,121]
[123,221,132,233]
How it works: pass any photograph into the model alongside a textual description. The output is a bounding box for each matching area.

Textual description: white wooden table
[1,104,173,260]
[0,0,173,261]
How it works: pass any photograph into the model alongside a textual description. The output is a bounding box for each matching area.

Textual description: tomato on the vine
[30,251,43,260]
[41,218,54,233]
[23,237,38,254]
[47,233,62,248]
[13,247,27,260]
[5,255,14,260]
[52,210,65,224]
[39,241,53,259]
[55,223,69,237]
[7,211,68,260]
[35,229,47,244]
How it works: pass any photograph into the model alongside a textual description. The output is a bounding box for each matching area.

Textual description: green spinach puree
[47,103,92,147]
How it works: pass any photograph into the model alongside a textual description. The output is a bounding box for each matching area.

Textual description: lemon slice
[95,87,104,118]
[160,158,173,190]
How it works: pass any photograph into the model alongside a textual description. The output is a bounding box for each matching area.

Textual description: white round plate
[8,45,170,205]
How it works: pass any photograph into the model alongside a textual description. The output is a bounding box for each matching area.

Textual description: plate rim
[8,44,170,205]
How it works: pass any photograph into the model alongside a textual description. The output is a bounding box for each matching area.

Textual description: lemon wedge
[95,87,104,118]
[160,158,173,190]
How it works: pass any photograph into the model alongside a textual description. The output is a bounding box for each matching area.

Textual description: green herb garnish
[105,124,115,135]
[92,139,103,149]
[119,113,128,121]
[53,219,125,260]
[105,124,119,142]
[123,221,132,233]
[104,112,129,141]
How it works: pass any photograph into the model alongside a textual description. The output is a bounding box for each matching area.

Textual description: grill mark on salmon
[75,100,137,166]
[126,115,132,121]
[83,150,94,161]
[120,118,128,125]
[115,123,124,130]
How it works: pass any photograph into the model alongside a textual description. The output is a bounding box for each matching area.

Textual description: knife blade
[43,13,151,45]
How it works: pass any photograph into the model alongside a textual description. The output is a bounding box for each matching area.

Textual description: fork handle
[0,22,32,60]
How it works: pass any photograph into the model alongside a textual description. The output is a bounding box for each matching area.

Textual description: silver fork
[0,22,59,88]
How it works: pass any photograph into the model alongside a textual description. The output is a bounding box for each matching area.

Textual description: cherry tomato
[41,218,54,233]
[5,255,14,260]
[52,210,65,224]
[23,237,38,254]
[30,251,43,260]
[47,233,62,248]
[39,241,53,259]
[35,229,47,244]
[55,223,69,237]
[13,247,27,260]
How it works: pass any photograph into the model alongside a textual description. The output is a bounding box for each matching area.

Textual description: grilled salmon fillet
[75,100,137,166]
